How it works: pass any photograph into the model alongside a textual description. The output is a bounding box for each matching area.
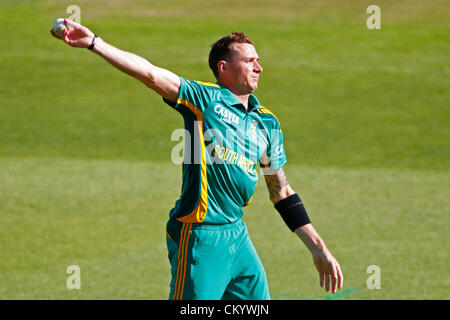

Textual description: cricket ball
[52,18,67,37]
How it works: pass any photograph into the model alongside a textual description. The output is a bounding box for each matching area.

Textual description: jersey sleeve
[163,76,215,115]
[259,120,287,171]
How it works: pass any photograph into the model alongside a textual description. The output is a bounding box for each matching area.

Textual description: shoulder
[176,78,222,107]
[192,80,221,89]
[256,105,282,129]
[183,78,222,100]
[187,79,221,93]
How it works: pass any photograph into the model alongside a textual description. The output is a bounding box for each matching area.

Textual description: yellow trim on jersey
[258,105,279,122]
[194,80,220,88]
[166,231,174,242]
[177,98,202,117]
[258,106,282,132]
[243,194,254,207]
[243,182,258,207]
[175,98,208,223]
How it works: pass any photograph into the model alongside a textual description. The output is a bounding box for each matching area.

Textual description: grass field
[0,0,449,299]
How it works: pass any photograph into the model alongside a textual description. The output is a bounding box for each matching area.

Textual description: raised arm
[51,19,180,103]
[263,168,344,294]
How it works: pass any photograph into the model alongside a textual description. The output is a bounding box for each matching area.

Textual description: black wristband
[88,34,98,50]
[274,193,311,232]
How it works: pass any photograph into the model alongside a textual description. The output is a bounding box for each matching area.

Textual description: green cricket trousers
[166,218,270,300]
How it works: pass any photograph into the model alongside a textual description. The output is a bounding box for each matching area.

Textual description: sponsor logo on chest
[214,105,239,125]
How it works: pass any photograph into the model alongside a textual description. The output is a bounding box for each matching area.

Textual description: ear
[217,60,229,75]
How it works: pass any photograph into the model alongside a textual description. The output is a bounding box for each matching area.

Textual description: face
[221,43,263,94]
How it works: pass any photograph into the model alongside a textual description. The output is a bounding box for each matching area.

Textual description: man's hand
[264,169,344,294]
[50,19,95,48]
[49,19,180,102]
[312,247,344,294]
[294,224,344,294]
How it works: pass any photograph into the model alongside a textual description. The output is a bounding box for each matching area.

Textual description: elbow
[141,69,157,88]
[134,62,159,88]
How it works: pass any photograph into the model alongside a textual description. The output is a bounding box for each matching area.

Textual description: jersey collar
[216,82,261,112]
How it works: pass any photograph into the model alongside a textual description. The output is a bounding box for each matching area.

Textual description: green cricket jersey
[164,77,287,224]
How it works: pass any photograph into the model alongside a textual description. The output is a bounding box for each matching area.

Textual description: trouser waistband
[167,218,244,231]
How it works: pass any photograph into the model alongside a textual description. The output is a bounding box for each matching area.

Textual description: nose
[254,61,263,73]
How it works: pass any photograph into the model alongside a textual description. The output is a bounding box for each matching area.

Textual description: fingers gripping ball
[52,18,68,37]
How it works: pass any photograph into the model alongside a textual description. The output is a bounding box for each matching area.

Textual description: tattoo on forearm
[264,168,289,201]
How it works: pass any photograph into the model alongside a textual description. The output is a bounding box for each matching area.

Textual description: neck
[218,79,251,110]
[234,93,250,110]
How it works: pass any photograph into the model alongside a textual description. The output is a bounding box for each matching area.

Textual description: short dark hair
[208,32,253,79]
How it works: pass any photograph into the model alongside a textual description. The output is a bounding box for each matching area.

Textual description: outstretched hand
[50,19,95,48]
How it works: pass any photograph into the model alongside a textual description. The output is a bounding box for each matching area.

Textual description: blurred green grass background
[0,0,449,299]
